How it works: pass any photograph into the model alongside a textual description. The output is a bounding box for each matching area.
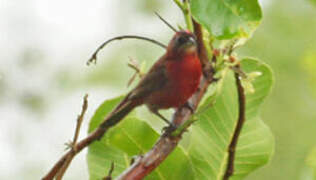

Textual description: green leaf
[191,0,262,39]
[188,58,274,179]
[87,97,194,180]
[87,142,129,179]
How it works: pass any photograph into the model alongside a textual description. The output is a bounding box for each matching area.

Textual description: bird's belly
[146,88,192,109]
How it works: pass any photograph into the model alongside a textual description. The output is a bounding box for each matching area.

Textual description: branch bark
[115,20,214,180]
[55,94,88,180]
[42,98,133,180]
[223,67,246,180]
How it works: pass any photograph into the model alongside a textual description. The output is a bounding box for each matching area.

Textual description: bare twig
[127,57,144,87]
[223,66,246,180]
[103,162,115,180]
[55,94,88,180]
[115,19,214,180]
[42,95,136,180]
[73,94,89,146]
[87,36,167,65]
[154,12,177,32]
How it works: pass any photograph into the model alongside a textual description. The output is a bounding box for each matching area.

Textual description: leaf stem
[87,35,166,65]
[173,0,185,11]
[173,0,194,32]
[223,66,246,180]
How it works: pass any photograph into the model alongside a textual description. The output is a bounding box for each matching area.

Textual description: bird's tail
[99,94,140,129]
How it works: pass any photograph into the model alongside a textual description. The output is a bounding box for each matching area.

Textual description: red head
[167,31,198,57]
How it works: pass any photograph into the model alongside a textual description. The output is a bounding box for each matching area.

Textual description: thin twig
[42,96,136,180]
[73,94,88,146]
[223,67,246,180]
[127,57,144,87]
[115,20,214,180]
[87,36,167,65]
[154,12,178,32]
[55,94,89,180]
[103,162,115,180]
[230,66,247,79]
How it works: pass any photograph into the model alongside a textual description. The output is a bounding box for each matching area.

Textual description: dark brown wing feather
[128,57,168,100]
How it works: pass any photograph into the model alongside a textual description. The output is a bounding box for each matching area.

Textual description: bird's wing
[128,60,168,100]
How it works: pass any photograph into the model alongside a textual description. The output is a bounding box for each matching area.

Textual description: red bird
[102,30,202,127]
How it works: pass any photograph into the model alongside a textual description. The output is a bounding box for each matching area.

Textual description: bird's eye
[177,36,187,44]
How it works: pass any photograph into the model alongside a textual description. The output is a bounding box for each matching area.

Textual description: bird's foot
[161,123,177,135]
[152,110,173,125]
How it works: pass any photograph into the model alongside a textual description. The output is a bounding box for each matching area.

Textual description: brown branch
[42,128,106,180]
[87,36,167,65]
[55,94,88,180]
[103,162,115,180]
[115,20,214,180]
[193,20,210,69]
[223,67,246,180]
[42,96,135,180]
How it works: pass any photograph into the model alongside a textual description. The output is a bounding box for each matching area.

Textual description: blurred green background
[0,0,316,179]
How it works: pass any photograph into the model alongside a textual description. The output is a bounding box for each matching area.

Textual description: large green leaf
[87,97,194,180]
[191,0,262,39]
[188,58,274,179]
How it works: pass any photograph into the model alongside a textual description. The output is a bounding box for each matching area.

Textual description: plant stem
[174,0,194,32]
[223,67,246,180]
[182,0,194,32]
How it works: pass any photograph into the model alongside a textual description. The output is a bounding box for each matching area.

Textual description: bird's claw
[161,123,177,135]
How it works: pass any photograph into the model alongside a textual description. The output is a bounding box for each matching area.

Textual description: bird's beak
[182,37,197,52]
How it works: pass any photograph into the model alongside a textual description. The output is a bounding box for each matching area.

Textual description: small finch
[100,30,202,127]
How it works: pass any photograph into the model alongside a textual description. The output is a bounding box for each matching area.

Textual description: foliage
[188,59,274,180]
[87,59,274,179]
[190,0,262,39]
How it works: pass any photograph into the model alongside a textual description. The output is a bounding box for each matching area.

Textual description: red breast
[146,53,202,109]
